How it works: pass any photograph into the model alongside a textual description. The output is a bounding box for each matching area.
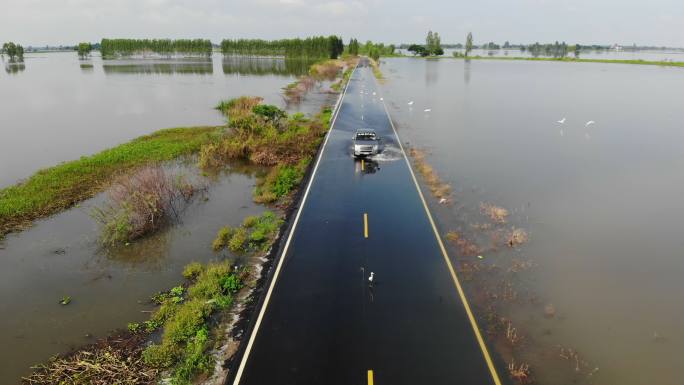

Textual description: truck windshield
[355,132,376,140]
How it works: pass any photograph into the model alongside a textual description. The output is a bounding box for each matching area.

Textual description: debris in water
[506,228,529,247]
[544,303,556,318]
[59,296,72,306]
[481,202,509,224]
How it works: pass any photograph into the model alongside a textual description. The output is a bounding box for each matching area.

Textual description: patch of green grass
[0,126,219,236]
[182,262,204,279]
[213,211,283,254]
[228,227,248,253]
[212,226,234,251]
[142,261,244,381]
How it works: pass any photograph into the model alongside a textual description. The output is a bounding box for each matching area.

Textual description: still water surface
[0,52,317,188]
[380,57,684,385]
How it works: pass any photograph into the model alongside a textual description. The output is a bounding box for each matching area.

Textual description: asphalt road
[229,58,504,385]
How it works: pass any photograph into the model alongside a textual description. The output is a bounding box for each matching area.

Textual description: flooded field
[0,52,337,383]
[0,52,320,188]
[397,48,684,61]
[380,57,684,385]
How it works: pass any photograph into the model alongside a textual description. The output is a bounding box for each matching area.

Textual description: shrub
[212,226,234,251]
[242,215,259,228]
[228,227,248,252]
[182,262,204,279]
[252,104,285,121]
[171,328,213,384]
[143,342,178,368]
[163,299,210,344]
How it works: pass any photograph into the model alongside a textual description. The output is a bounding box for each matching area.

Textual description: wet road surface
[229,59,504,385]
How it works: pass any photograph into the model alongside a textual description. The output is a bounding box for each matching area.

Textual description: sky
[1,0,682,47]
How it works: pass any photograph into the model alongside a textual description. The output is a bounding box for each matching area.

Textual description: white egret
[368,272,375,283]
[424,108,431,112]
[585,120,595,127]
[557,117,566,124]
[407,101,414,105]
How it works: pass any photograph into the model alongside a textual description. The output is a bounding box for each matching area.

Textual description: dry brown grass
[409,148,451,200]
[309,59,344,80]
[507,359,531,384]
[23,333,157,385]
[480,202,509,223]
[93,166,201,245]
[506,228,529,247]
[445,231,481,256]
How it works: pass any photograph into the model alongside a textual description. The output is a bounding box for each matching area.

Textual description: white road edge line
[374,69,504,385]
[231,62,359,385]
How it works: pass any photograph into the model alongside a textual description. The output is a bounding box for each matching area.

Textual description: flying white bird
[424,108,431,112]
[557,117,566,124]
[585,120,595,127]
[407,101,414,105]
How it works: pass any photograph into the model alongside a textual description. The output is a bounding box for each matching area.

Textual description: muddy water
[380,58,684,385]
[0,161,268,383]
[0,52,316,188]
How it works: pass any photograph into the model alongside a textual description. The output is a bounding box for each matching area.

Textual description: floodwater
[380,57,684,385]
[0,52,319,188]
[397,48,684,61]
[0,162,264,383]
[0,52,337,383]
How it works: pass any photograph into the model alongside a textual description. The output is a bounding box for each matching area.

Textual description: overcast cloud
[1,0,682,47]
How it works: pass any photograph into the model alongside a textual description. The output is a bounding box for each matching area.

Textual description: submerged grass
[0,126,218,237]
[408,148,451,201]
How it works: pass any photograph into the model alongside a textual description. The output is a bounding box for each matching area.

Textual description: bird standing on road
[368,272,375,285]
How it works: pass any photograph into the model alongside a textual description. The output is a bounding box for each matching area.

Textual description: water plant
[92,166,203,245]
[480,203,509,224]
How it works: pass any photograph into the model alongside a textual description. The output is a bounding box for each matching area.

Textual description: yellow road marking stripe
[375,79,503,385]
[367,370,374,385]
[361,159,365,171]
[363,213,369,238]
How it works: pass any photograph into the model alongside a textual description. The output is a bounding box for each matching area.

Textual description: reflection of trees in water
[102,60,213,75]
[4,61,25,74]
[463,59,471,84]
[425,59,438,85]
[222,56,314,76]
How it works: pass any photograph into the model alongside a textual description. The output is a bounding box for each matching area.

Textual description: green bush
[143,342,178,368]
[182,262,204,279]
[228,227,248,252]
[171,328,213,384]
[252,104,285,121]
[164,299,210,344]
[212,226,234,251]
[242,215,259,228]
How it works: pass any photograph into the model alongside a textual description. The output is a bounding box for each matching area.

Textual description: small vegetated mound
[201,97,333,204]
[92,166,204,246]
[408,148,451,201]
[212,211,283,254]
[480,202,509,224]
[283,58,350,103]
[506,227,529,247]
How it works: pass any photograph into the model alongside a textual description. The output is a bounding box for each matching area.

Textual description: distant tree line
[2,42,25,61]
[100,39,212,58]
[220,36,344,59]
[349,40,395,60]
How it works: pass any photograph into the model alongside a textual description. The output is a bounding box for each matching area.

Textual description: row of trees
[100,39,212,58]
[2,42,25,61]
[220,36,344,59]
[522,41,581,58]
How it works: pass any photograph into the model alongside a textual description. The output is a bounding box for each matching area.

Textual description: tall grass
[0,126,218,237]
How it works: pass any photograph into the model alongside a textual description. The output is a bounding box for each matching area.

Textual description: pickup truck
[352,129,381,157]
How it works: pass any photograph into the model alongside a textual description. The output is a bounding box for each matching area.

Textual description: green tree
[465,32,473,57]
[77,42,92,59]
[2,42,24,61]
[574,44,581,59]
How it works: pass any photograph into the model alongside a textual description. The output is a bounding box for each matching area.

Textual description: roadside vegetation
[100,38,213,58]
[220,36,344,59]
[24,260,247,385]
[200,96,335,205]
[0,126,217,237]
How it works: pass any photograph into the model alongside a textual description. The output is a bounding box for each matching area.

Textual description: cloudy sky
[1,0,682,47]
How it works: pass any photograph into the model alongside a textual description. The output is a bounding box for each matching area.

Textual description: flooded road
[380,57,684,385]
[0,52,316,188]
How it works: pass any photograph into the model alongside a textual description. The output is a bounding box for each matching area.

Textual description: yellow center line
[367,370,374,385]
[361,159,365,171]
[363,213,369,238]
